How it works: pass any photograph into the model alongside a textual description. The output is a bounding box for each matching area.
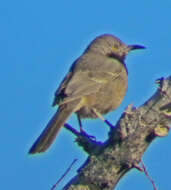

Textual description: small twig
[141,159,158,190]
[51,158,78,190]
[133,163,144,172]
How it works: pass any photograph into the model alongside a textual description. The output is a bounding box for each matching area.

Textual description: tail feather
[29,100,80,154]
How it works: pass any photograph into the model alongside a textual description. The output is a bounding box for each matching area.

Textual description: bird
[29,34,145,154]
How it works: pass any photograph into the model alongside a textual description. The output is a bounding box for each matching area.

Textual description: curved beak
[128,44,146,51]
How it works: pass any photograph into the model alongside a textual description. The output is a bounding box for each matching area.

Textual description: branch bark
[62,76,171,190]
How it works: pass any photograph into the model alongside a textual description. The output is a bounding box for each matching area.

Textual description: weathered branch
[62,76,171,190]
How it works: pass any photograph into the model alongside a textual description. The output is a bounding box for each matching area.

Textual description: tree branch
[62,76,171,190]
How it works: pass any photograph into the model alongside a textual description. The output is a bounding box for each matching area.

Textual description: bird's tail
[29,99,80,154]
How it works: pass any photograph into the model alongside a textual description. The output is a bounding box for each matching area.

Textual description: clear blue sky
[1,0,171,189]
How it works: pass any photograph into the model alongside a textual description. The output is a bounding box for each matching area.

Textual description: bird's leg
[77,113,84,133]
[92,108,115,129]
[77,114,96,140]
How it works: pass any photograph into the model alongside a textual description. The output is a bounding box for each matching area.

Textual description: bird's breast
[77,65,128,118]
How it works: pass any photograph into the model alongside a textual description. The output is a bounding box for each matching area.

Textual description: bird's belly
[77,75,128,118]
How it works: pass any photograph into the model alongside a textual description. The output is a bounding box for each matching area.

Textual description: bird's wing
[58,69,121,105]
[52,71,73,106]
[53,53,123,106]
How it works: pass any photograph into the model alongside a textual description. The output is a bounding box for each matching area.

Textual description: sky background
[0,0,171,189]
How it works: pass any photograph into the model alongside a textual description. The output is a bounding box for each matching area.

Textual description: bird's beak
[128,45,146,51]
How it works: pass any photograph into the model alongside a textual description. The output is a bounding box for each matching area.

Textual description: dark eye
[107,52,116,59]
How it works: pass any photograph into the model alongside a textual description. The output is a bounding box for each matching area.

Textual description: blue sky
[0,0,171,189]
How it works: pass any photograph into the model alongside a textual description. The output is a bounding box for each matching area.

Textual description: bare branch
[62,76,171,190]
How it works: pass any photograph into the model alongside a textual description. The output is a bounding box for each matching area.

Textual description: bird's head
[85,34,145,61]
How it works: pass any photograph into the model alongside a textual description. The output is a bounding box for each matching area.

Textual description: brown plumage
[29,34,145,154]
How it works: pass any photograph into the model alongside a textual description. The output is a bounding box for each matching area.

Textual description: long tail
[29,100,80,154]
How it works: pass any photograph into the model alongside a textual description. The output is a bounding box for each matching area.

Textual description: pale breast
[77,64,128,118]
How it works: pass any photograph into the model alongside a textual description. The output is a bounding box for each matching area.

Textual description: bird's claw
[79,129,96,141]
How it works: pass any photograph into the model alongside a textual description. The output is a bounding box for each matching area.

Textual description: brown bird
[29,34,145,154]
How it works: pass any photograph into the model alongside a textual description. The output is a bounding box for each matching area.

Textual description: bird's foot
[92,108,115,129]
[79,128,96,141]
[104,119,115,129]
